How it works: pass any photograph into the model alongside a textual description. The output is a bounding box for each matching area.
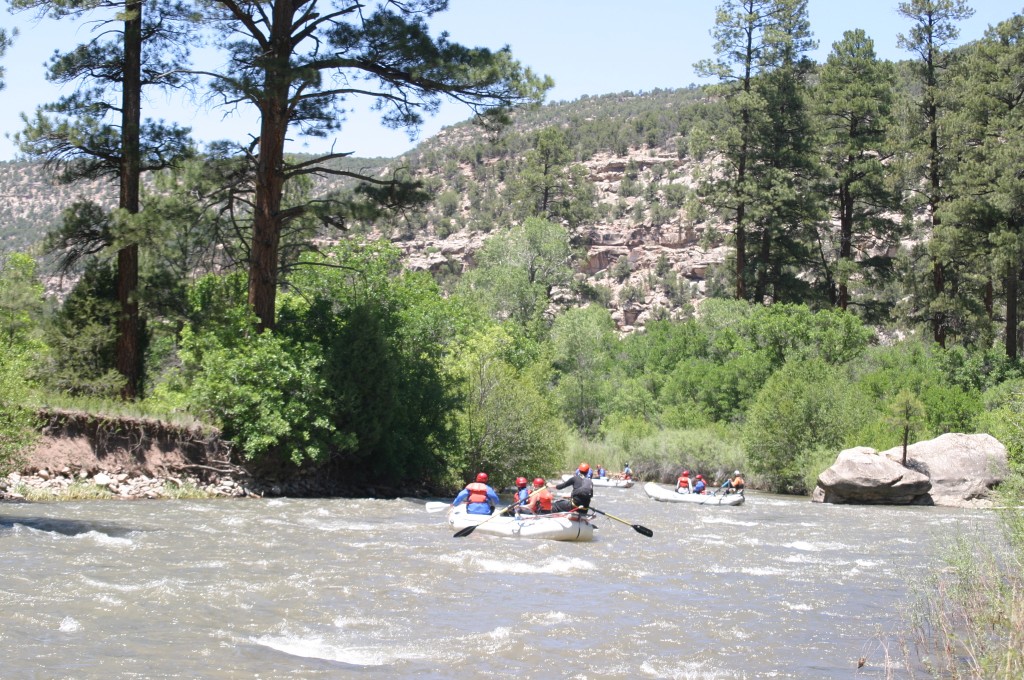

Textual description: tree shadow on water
[0,515,142,537]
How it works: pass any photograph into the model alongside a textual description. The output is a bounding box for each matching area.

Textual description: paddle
[453,486,544,538]
[587,506,654,538]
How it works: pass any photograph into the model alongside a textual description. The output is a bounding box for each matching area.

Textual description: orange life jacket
[466,482,490,505]
[732,476,745,489]
[531,488,553,512]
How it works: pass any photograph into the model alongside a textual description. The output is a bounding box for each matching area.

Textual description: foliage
[446,325,566,489]
[457,217,576,330]
[549,305,617,435]
[39,261,125,398]
[744,358,873,493]
[177,303,333,467]
[280,241,461,484]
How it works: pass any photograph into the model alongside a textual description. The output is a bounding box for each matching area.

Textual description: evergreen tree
[507,126,597,227]
[199,0,551,331]
[943,14,1024,358]
[13,0,195,398]
[694,0,817,303]
[896,0,975,346]
[814,29,900,313]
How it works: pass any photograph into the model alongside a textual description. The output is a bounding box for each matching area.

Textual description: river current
[0,488,994,679]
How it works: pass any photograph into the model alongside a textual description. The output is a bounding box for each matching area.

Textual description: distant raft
[446,505,596,541]
[643,482,745,506]
[559,474,634,489]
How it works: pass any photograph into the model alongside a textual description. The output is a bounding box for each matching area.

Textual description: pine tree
[199,0,551,331]
[694,0,817,303]
[13,0,194,398]
[897,0,975,346]
[814,29,899,313]
[943,14,1024,358]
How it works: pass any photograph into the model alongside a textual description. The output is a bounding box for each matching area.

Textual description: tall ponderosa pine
[694,0,817,303]
[897,0,975,346]
[200,0,551,331]
[14,0,194,398]
[943,14,1024,359]
[814,30,899,313]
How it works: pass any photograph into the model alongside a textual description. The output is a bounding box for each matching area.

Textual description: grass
[161,480,216,499]
[30,390,209,430]
[13,479,114,501]
[884,474,1024,679]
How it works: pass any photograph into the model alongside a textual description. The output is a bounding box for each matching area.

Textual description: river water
[0,488,994,679]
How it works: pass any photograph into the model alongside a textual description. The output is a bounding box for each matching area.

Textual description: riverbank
[0,409,418,501]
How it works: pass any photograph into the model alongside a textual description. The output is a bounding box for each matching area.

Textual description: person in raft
[621,463,633,480]
[553,463,594,514]
[503,476,534,515]
[452,472,500,515]
[692,474,707,495]
[719,470,745,495]
[676,470,693,494]
[528,478,554,515]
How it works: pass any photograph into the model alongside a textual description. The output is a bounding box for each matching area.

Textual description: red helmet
[579,463,590,474]
[682,470,690,477]
[696,474,704,480]
[475,472,488,483]
[515,476,528,488]
[533,477,545,487]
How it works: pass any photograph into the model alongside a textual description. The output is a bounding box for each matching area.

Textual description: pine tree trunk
[247,15,292,332]
[116,0,143,400]
[1007,259,1019,361]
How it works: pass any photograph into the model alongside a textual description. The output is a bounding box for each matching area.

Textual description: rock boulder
[880,433,1008,508]
[814,434,1009,507]
[813,447,932,505]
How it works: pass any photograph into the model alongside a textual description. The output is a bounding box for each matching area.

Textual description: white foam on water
[251,633,423,666]
[640,659,728,679]
[784,602,812,611]
[700,516,758,527]
[739,566,790,576]
[71,530,134,548]
[782,540,851,552]
[855,559,882,568]
[531,610,571,626]
[58,616,80,632]
[783,554,818,564]
[473,555,595,574]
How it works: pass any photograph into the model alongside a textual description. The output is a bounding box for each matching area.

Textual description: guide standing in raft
[553,463,594,514]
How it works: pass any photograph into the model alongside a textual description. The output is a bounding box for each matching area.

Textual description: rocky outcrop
[812,447,932,505]
[813,434,1009,508]
[880,433,1008,507]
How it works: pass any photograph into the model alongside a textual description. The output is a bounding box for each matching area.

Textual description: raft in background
[643,482,745,505]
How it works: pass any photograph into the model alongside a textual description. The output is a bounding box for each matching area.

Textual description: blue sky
[0,0,1020,161]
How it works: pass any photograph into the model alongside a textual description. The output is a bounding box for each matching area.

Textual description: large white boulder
[813,447,931,505]
[814,434,1009,507]
[880,433,1008,508]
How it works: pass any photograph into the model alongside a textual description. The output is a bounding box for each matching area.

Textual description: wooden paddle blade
[633,524,654,538]
[453,525,477,538]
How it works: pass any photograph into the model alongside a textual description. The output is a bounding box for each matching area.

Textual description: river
[0,488,994,679]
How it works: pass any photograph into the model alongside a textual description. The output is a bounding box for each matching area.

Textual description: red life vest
[466,482,489,505]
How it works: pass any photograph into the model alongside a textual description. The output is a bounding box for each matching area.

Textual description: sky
[0,0,1021,162]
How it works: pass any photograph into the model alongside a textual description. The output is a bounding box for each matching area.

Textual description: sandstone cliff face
[392,141,726,332]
